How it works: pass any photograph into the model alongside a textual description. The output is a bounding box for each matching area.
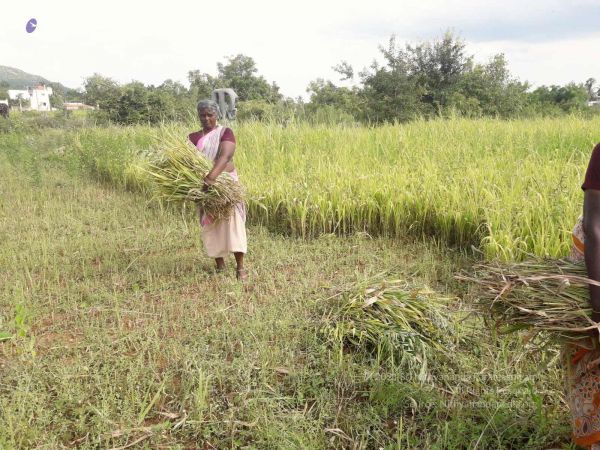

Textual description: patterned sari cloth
[565,216,600,449]
[195,126,247,258]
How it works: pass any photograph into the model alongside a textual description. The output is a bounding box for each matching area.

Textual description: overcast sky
[2,0,600,99]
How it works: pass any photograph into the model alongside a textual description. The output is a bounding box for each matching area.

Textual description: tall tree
[155,79,193,120]
[188,71,221,101]
[405,32,473,112]
[217,54,281,102]
[306,78,362,118]
[188,55,281,104]
[358,38,424,122]
[83,74,121,115]
[530,84,589,113]
[0,81,9,101]
[328,32,530,122]
[116,81,149,124]
[456,54,529,117]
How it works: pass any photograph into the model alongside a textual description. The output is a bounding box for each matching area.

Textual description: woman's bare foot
[236,268,248,281]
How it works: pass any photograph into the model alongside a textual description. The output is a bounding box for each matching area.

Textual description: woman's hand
[203,141,235,191]
[202,175,216,192]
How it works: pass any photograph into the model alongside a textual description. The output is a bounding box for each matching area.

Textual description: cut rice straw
[458,259,600,343]
[322,276,455,370]
[142,129,245,221]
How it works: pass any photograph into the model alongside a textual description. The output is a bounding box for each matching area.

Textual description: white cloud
[470,34,600,87]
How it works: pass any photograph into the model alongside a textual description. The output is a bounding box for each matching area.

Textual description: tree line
[18,32,600,124]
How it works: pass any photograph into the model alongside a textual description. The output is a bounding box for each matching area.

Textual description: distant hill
[0,65,70,91]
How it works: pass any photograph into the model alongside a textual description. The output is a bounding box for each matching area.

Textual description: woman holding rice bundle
[188,100,248,280]
[565,142,600,448]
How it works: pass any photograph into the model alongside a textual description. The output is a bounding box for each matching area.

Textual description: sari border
[575,429,600,447]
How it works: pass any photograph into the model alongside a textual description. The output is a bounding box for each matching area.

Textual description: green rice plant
[143,130,245,220]
[192,368,210,417]
[13,303,30,338]
[322,277,454,376]
[459,259,596,343]
[64,116,600,260]
[70,127,154,191]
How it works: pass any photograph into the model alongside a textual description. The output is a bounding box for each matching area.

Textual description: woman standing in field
[565,142,600,448]
[188,100,248,280]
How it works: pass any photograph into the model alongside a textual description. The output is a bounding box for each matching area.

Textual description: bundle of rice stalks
[143,131,245,220]
[458,259,599,343]
[322,278,454,372]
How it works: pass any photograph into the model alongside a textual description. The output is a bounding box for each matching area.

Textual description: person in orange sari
[565,142,600,449]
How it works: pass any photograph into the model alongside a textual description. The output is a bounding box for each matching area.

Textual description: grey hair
[197,99,221,118]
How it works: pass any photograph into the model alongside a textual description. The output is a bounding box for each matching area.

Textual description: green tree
[47,82,66,110]
[217,54,281,102]
[188,54,281,111]
[0,81,9,100]
[154,79,193,121]
[188,71,221,101]
[358,39,424,122]
[116,81,150,124]
[361,64,423,122]
[455,54,529,117]
[329,32,530,122]
[83,74,194,124]
[83,74,122,117]
[529,84,588,113]
[351,32,474,121]
[405,31,473,112]
[306,78,362,119]
[332,61,354,81]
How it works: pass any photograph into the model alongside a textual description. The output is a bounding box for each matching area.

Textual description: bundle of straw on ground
[322,278,453,373]
[143,131,244,220]
[459,259,599,343]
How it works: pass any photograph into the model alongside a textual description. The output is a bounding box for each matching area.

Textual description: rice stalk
[143,130,245,221]
[322,278,454,373]
[458,259,600,343]
[70,117,600,259]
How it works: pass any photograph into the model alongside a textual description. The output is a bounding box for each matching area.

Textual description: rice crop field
[66,116,600,260]
[1,115,596,448]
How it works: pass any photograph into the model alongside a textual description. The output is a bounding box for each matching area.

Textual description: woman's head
[197,100,220,130]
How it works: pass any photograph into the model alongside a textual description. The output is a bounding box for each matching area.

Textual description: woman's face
[198,108,218,130]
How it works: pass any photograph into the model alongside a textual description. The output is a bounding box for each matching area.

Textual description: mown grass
[0,127,577,448]
[62,116,600,260]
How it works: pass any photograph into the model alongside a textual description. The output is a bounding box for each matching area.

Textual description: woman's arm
[584,189,600,323]
[203,140,236,187]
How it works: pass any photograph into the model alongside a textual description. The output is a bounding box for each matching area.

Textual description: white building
[8,85,53,111]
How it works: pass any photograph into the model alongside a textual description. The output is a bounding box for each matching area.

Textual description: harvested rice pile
[322,278,454,369]
[459,259,599,343]
[144,131,244,220]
